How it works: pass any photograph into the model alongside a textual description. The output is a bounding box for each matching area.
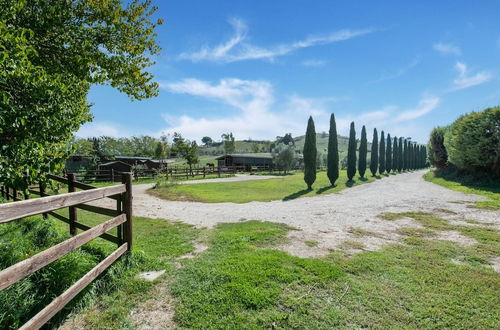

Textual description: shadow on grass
[283,189,310,201]
[346,180,356,187]
[373,175,383,179]
[359,177,368,182]
[316,185,335,194]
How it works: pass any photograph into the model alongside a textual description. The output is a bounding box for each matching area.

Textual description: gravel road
[92,170,499,257]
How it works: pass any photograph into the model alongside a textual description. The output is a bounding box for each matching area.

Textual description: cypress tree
[409,143,414,170]
[398,137,403,172]
[303,116,317,189]
[347,121,357,181]
[386,134,392,173]
[392,137,398,173]
[358,125,367,178]
[402,139,407,171]
[327,114,339,186]
[369,128,378,176]
[379,131,386,174]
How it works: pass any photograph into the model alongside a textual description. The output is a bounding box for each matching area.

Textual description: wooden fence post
[121,173,133,251]
[13,188,18,201]
[111,169,115,182]
[39,180,48,219]
[5,186,9,200]
[68,173,77,236]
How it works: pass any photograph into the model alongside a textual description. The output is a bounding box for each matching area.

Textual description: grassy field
[149,170,380,203]
[423,170,500,210]
[2,205,499,328]
[61,214,500,328]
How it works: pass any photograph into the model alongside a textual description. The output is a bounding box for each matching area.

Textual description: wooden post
[121,173,133,251]
[13,188,18,201]
[68,173,77,236]
[39,181,48,219]
[5,186,9,200]
[111,169,115,182]
[203,167,206,178]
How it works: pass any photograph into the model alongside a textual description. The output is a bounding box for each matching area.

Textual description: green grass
[149,170,378,203]
[0,210,200,329]
[169,220,500,329]
[304,240,319,247]
[424,170,500,210]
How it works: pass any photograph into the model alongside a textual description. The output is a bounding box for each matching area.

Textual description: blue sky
[78,0,500,143]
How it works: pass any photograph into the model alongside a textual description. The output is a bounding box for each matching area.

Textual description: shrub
[428,126,448,169]
[358,125,367,178]
[303,116,317,189]
[327,114,339,186]
[444,107,500,176]
[347,122,357,181]
[379,131,386,174]
[369,128,378,176]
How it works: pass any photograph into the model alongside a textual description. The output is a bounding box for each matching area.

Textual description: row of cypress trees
[303,115,428,189]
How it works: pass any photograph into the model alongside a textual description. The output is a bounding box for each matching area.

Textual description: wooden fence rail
[0,173,133,329]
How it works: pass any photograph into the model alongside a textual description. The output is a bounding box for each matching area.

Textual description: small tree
[201,136,213,146]
[379,131,386,174]
[327,114,339,186]
[273,144,297,174]
[221,132,236,154]
[369,128,379,176]
[392,136,398,174]
[358,125,367,178]
[347,122,357,181]
[403,139,408,171]
[303,116,317,190]
[172,133,199,174]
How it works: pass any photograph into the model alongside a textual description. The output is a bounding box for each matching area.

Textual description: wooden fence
[0,173,133,329]
[65,168,158,183]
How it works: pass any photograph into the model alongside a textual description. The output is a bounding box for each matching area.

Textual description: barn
[98,161,132,173]
[215,154,273,170]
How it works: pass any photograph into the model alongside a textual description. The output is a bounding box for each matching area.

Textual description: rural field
[1,1,499,329]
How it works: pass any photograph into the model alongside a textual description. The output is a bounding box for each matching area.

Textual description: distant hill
[198,133,370,162]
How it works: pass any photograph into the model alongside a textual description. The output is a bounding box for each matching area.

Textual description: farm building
[65,155,94,171]
[216,154,274,169]
[114,156,152,166]
[98,161,132,173]
[145,159,167,169]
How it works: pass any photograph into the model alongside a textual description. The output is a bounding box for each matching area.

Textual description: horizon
[78,1,500,144]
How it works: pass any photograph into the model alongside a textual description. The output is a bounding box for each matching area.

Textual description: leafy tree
[327,114,339,186]
[379,131,386,174]
[347,122,357,181]
[273,144,297,174]
[278,133,295,146]
[221,132,236,154]
[154,141,168,161]
[369,128,378,176]
[303,116,317,190]
[386,134,392,173]
[392,136,398,174]
[201,136,213,146]
[358,125,367,178]
[0,0,162,190]
[172,133,199,172]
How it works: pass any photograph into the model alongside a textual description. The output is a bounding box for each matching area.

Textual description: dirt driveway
[93,170,499,257]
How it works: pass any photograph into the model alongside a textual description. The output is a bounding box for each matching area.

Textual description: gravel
[92,170,499,258]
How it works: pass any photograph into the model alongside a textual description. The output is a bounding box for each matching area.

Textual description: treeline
[428,106,499,178]
[303,115,427,189]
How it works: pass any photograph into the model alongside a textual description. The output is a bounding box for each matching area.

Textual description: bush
[444,107,500,176]
[428,127,448,169]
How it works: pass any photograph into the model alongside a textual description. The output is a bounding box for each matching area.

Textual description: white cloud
[451,61,491,91]
[302,59,328,67]
[433,42,461,56]
[160,77,438,143]
[178,17,374,63]
[395,97,440,122]
[77,122,121,138]
[371,57,420,83]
